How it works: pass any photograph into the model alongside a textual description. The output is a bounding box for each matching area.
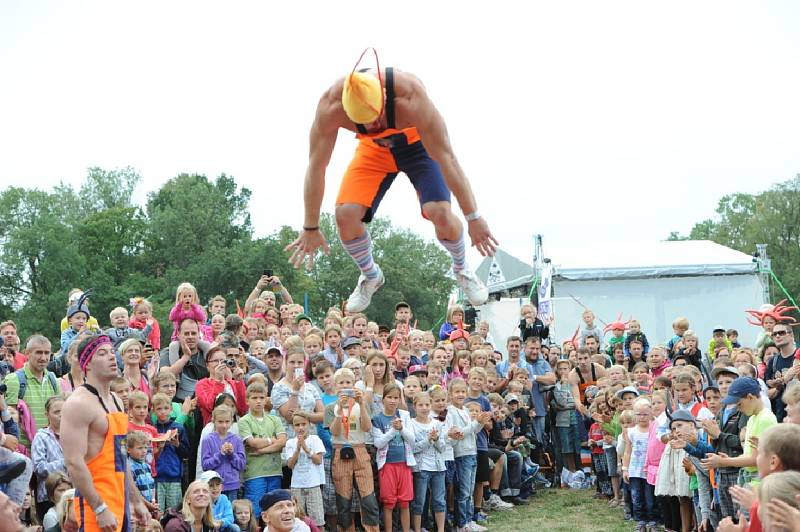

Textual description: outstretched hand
[285,229,330,269]
[467,218,498,256]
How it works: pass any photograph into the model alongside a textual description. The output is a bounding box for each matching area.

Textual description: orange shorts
[336,127,451,222]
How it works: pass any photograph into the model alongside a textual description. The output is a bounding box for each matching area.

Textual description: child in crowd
[105,306,152,349]
[232,499,260,532]
[325,368,379,532]
[110,377,132,411]
[631,362,650,394]
[439,305,465,341]
[372,383,416,532]
[284,411,326,528]
[579,310,604,350]
[411,392,447,532]
[623,398,656,532]
[715,423,800,532]
[784,383,800,424]
[151,392,190,511]
[518,304,549,343]
[552,359,580,473]
[168,282,209,340]
[403,375,423,416]
[667,317,690,355]
[624,319,649,356]
[201,404,246,501]
[239,382,287,511]
[445,378,490,532]
[128,391,160,476]
[31,396,65,512]
[127,430,155,504]
[150,371,194,427]
[588,403,613,500]
[198,470,236,530]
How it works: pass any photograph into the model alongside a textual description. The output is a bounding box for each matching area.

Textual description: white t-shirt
[282,434,326,488]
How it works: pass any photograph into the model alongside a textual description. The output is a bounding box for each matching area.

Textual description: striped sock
[342,231,380,280]
[439,235,466,272]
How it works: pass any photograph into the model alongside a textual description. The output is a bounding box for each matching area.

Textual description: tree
[674,174,800,306]
[304,214,455,328]
[0,168,457,345]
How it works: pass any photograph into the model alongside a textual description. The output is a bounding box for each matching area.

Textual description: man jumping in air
[286,50,498,312]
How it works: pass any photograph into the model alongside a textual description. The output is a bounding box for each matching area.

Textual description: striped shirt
[130,457,156,502]
[4,366,62,447]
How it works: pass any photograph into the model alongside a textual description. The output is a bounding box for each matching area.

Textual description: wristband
[464,211,481,222]
[303,226,320,231]
[94,502,109,515]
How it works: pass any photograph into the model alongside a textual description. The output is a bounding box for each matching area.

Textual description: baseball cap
[409,365,427,375]
[342,336,361,349]
[711,366,739,380]
[260,489,293,512]
[615,386,640,400]
[266,346,282,357]
[721,377,761,405]
[505,394,520,404]
[668,409,697,428]
[395,301,410,311]
[712,325,726,333]
[296,314,312,324]
[198,470,222,483]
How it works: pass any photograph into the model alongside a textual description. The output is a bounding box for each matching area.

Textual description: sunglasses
[773,330,790,337]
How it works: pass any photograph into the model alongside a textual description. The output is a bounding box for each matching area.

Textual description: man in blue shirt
[521,337,556,444]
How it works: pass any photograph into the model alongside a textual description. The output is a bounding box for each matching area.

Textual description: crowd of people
[0,276,799,532]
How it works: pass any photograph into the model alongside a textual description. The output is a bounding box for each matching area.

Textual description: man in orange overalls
[286,50,498,313]
[62,334,151,532]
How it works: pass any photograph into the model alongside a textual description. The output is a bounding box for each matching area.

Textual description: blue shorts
[338,129,451,223]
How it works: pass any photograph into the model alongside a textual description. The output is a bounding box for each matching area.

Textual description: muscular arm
[61,398,104,512]
[410,83,477,216]
[303,94,342,228]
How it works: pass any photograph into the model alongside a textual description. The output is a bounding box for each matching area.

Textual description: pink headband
[79,335,113,372]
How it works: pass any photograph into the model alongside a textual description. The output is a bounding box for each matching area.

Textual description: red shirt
[129,420,159,477]
[589,422,605,455]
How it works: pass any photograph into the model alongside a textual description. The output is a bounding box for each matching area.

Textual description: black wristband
[303,226,320,231]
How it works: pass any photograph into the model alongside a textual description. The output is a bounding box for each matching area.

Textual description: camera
[342,389,356,398]
[224,359,237,368]
[0,383,6,394]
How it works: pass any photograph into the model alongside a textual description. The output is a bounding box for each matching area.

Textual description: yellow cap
[342,72,382,124]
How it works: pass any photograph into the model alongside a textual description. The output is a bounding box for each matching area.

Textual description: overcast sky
[1,1,798,269]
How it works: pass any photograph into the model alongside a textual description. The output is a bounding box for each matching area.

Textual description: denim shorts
[557,424,581,455]
[411,470,446,515]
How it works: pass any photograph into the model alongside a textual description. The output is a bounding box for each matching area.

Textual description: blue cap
[260,489,292,512]
[721,377,761,404]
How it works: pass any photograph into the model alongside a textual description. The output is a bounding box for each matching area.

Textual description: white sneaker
[345,268,385,313]
[455,269,489,306]
[467,521,487,532]
[488,493,513,510]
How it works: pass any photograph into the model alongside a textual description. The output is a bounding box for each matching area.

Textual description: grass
[481,488,631,532]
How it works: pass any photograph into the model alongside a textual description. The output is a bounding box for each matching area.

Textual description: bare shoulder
[62,388,97,427]
[595,363,608,375]
[314,78,351,133]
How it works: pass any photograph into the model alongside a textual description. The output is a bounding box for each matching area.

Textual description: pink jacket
[169,303,212,341]
[645,415,667,485]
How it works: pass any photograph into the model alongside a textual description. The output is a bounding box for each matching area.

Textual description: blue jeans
[630,477,656,523]
[454,455,477,527]
[500,450,522,496]
[412,470,445,515]
[244,475,282,511]
[533,416,546,443]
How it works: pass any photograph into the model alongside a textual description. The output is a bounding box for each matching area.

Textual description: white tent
[476,240,767,355]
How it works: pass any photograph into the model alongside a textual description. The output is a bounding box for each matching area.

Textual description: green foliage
[675,174,800,304]
[0,168,455,347]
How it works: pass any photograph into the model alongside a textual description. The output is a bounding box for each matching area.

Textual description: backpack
[16,368,59,401]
